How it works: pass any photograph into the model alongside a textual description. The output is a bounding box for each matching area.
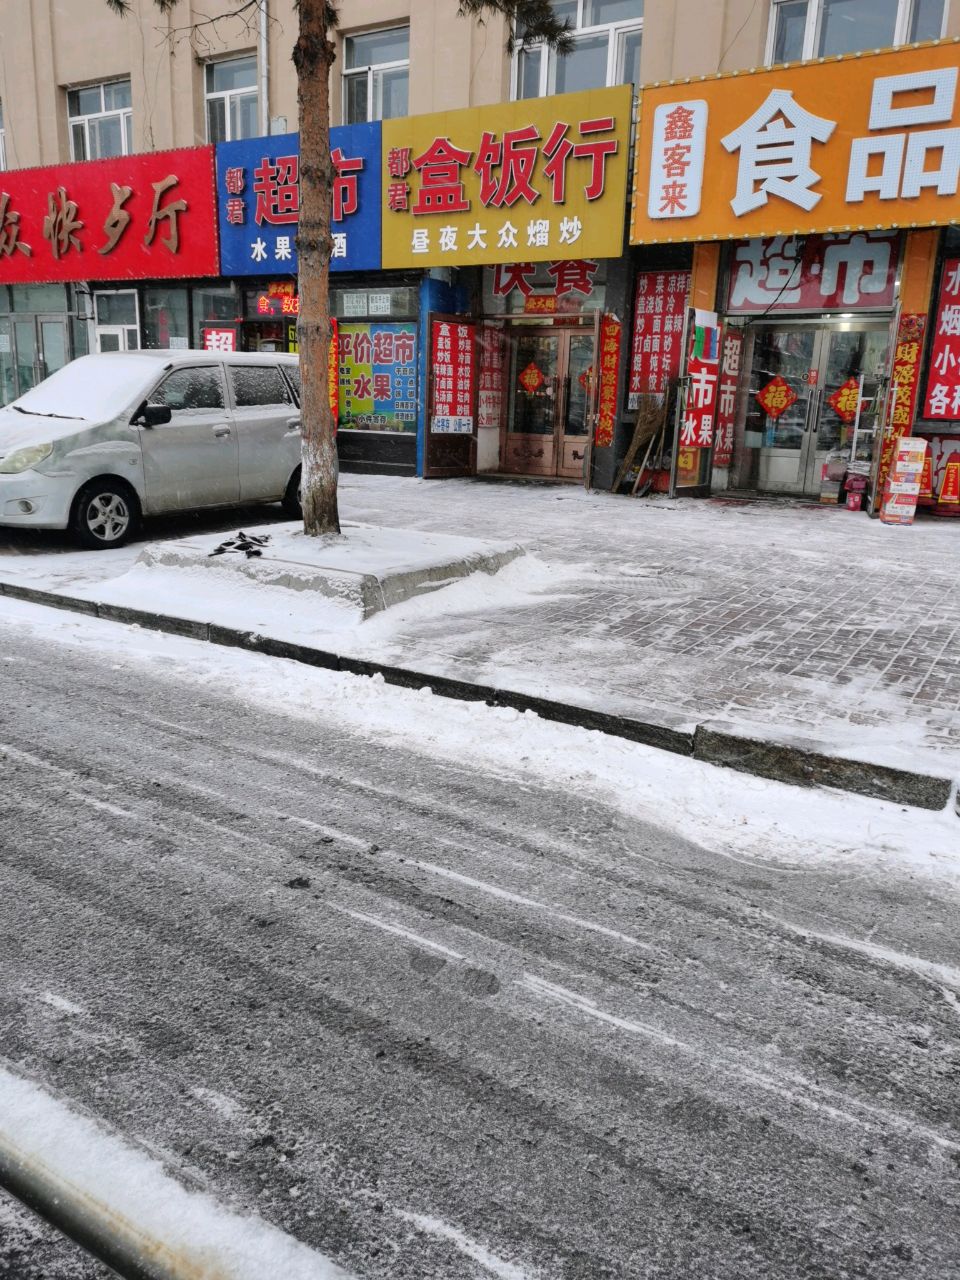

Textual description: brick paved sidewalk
[337,475,960,779]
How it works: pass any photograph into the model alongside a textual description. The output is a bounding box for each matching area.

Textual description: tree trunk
[293,0,339,536]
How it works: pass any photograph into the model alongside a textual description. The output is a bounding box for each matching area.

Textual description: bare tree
[107,0,572,536]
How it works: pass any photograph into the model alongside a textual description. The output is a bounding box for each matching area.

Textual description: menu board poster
[628,269,689,408]
[337,322,418,433]
[431,320,477,434]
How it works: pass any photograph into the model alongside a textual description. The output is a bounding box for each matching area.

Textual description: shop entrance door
[7,315,70,397]
[504,324,597,479]
[745,321,890,496]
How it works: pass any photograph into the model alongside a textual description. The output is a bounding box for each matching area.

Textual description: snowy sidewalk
[1,473,959,790]
[335,477,960,785]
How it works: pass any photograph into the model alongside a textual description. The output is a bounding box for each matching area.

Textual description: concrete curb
[2,578,955,814]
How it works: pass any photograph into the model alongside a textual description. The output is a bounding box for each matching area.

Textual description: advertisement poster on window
[382,86,632,268]
[628,270,689,408]
[216,124,381,275]
[631,44,960,246]
[337,322,417,432]
[431,320,476,434]
[0,146,219,284]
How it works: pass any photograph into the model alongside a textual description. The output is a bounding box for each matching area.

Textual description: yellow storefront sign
[630,40,960,246]
[382,85,632,269]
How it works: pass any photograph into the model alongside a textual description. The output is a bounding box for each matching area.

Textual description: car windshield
[10,355,165,422]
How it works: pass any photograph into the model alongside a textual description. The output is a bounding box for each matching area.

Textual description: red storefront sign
[712,329,742,469]
[431,320,476,434]
[680,355,719,448]
[0,147,219,283]
[595,314,621,448]
[923,259,960,420]
[878,313,927,494]
[628,269,689,406]
[725,232,899,315]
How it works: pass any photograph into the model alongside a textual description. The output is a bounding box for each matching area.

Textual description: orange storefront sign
[631,41,960,245]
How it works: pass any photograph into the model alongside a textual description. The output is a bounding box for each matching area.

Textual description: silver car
[0,350,308,548]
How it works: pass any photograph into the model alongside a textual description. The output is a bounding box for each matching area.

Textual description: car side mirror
[135,403,172,428]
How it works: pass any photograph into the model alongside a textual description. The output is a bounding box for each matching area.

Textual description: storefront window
[143,287,189,349]
[191,286,238,348]
[9,284,68,313]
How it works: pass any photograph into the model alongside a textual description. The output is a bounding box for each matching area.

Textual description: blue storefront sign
[216,123,381,275]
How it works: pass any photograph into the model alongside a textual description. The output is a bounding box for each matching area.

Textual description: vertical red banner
[328,317,339,421]
[595,314,622,448]
[712,329,743,469]
[431,320,476,434]
[878,313,926,496]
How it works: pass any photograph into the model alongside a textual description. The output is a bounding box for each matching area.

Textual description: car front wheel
[72,480,139,550]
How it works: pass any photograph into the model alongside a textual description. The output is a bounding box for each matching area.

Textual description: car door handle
[213,426,231,438]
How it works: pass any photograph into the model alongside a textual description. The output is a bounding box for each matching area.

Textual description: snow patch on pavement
[397,1209,538,1280]
[2,598,959,885]
[36,993,85,1017]
[0,1065,353,1279]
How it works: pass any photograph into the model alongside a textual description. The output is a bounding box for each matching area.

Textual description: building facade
[0,0,958,503]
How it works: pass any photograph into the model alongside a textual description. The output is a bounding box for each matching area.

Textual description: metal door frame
[9,313,71,397]
[502,317,599,480]
[745,315,892,497]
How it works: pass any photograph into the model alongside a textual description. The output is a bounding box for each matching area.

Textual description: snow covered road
[1,615,959,1278]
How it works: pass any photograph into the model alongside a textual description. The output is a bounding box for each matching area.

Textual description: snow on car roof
[114,350,298,365]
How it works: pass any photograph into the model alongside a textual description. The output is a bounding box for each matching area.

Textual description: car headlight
[0,443,53,474]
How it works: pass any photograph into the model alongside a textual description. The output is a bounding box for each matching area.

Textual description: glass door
[558,331,596,479]
[743,321,892,496]
[747,325,820,495]
[811,324,890,488]
[39,318,68,380]
[505,328,561,476]
[0,318,15,405]
[14,318,39,396]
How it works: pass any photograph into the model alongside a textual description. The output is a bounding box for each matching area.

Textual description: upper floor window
[68,80,132,161]
[0,102,5,171]
[768,0,947,62]
[205,56,258,144]
[343,28,409,123]
[516,0,642,99]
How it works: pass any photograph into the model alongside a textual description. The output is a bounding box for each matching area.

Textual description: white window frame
[204,55,259,144]
[0,102,5,172]
[67,79,132,162]
[766,0,949,64]
[512,1,643,100]
[341,26,410,124]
